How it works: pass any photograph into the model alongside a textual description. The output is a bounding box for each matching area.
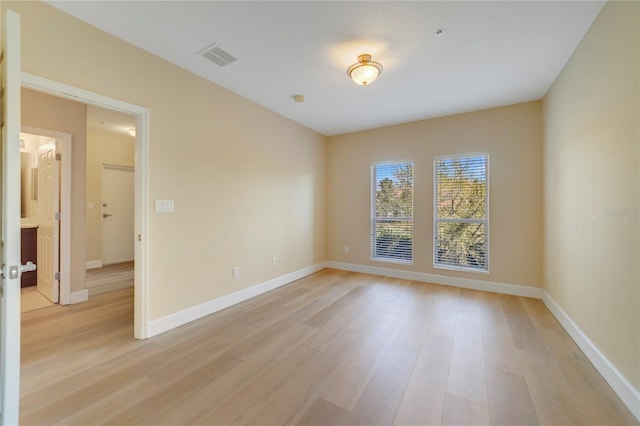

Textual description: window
[434,153,488,272]
[371,161,413,263]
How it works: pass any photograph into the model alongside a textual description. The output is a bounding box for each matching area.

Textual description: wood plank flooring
[20,269,638,425]
[86,261,134,296]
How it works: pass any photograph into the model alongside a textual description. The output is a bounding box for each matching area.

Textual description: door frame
[21,126,71,304]
[21,72,150,339]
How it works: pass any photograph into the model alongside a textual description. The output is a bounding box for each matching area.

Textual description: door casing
[21,73,150,339]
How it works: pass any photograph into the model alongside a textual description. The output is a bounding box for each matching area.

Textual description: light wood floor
[20,261,133,313]
[86,261,134,296]
[20,269,637,425]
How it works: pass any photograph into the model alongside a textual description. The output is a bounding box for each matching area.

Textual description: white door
[36,141,59,303]
[0,9,22,425]
[101,165,134,265]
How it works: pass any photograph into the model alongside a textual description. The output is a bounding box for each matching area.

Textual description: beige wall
[5,1,326,320]
[21,88,87,293]
[327,101,543,288]
[543,0,639,389]
[85,128,135,264]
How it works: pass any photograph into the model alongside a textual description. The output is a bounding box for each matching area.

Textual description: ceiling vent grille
[199,44,237,67]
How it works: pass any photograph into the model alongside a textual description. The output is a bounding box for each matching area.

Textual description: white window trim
[371,160,414,265]
[433,152,489,273]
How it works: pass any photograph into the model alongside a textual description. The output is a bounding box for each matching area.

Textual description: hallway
[86,261,134,296]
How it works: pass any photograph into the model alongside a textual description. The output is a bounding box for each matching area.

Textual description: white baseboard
[542,292,640,421]
[146,262,327,338]
[86,260,102,270]
[325,261,542,298]
[70,289,88,304]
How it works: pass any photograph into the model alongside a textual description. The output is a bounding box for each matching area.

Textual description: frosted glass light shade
[347,54,383,86]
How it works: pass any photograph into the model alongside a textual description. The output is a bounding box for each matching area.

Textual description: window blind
[434,154,488,272]
[371,161,413,263]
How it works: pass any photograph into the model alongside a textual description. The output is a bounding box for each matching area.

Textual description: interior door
[101,165,134,265]
[36,140,59,303]
[0,8,22,425]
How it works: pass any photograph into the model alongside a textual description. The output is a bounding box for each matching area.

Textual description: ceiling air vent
[198,44,237,67]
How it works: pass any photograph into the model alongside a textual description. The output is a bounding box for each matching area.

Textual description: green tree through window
[371,162,413,263]
[434,154,488,271]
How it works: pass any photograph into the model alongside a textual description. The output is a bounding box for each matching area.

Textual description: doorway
[19,128,72,312]
[22,72,150,339]
[85,104,136,297]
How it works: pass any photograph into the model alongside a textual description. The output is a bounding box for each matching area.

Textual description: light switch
[155,199,174,213]
[88,202,95,210]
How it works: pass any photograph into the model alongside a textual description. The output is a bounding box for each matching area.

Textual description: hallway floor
[86,261,134,296]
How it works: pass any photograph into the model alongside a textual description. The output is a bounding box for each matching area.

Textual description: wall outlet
[232,266,240,278]
[272,257,277,266]
[344,245,350,253]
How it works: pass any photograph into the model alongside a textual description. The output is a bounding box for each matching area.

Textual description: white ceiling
[46,1,604,136]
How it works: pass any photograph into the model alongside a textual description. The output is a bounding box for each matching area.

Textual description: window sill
[433,263,489,274]
[371,257,413,266]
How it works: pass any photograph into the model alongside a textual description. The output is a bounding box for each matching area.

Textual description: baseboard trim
[542,291,640,421]
[147,262,327,338]
[86,260,102,270]
[325,261,542,298]
[70,289,88,304]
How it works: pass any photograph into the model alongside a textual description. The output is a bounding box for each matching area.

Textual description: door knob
[103,213,113,218]
[20,261,37,273]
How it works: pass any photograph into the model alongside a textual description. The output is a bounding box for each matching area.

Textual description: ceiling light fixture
[128,128,136,137]
[347,54,383,86]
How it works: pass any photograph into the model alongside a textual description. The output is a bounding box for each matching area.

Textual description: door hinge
[56,153,62,161]
[55,212,61,221]
[54,271,61,281]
